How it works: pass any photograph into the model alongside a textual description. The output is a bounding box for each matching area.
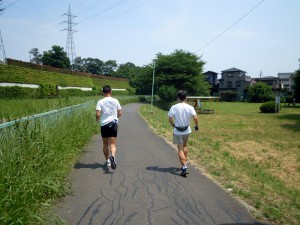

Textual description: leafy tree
[115,62,138,79]
[103,60,118,75]
[293,70,300,102]
[41,45,70,69]
[247,82,273,102]
[132,49,210,98]
[29,48,42,64]
[82,57,103,74]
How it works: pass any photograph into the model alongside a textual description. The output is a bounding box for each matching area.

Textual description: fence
[0,100,95,130]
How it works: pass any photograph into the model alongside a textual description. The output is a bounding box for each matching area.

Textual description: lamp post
[150,62,156,114]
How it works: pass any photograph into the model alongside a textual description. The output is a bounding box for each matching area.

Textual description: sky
[0,0,299,78]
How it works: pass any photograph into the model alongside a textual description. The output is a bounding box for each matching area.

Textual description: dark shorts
[101,121,118,138]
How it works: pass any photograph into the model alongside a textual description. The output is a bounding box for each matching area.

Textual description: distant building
[278,72,294,92]
[253,76,282,95]
[203,71,218,96]
[218,67,251,99]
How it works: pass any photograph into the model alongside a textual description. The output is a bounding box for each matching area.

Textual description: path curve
[56,103,268,225]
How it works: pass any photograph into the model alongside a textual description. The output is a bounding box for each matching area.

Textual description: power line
[194,0,265,53]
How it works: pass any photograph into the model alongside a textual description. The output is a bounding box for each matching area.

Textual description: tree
[115,62,138,79]
[103,60,118,75]
[293,70,300,102]
[83,57,103,74]
[132,49,210,98]
[247,82,274,102]
[41,45,70,69]
[29,48,42,64]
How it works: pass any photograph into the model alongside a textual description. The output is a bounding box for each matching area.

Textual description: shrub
[260,101,277,113]
[0,86,39,99]
[158,85,177,102]
[39,84,57,98]
[221,91,237,102]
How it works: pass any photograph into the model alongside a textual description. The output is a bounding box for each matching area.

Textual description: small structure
[187,96,220,114]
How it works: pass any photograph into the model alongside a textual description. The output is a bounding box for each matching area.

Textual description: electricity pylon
[61,5,77,69]
[0,29,6,63]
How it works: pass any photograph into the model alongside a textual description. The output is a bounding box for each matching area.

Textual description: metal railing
[0,100,95,130]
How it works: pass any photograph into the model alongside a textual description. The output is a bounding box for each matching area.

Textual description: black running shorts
[101,122,118,138]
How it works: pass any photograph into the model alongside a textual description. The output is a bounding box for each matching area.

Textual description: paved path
[56,103,267,225]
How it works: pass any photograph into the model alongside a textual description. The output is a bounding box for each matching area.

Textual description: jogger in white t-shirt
[96,85,122,169]
[168,90,199,176]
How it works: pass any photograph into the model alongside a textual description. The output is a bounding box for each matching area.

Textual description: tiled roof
[221,67,246,73]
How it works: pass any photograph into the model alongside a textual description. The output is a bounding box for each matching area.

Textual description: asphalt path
[56,103,268,225]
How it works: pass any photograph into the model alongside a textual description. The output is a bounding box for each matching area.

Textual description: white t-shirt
[96,97,122,126]
[168,102,197,135]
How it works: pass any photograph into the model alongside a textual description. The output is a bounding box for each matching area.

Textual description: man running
[96,85,122,169]
[168,90,198,176]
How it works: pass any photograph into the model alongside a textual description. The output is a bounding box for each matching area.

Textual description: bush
[260,101,277,113]
[158,85,177,102]
[0,86,39,99]
[220,91,237,102]
[39,84,57,98]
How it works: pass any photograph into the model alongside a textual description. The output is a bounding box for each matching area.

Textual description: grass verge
[0,96,139,224]
[139,102,300,225]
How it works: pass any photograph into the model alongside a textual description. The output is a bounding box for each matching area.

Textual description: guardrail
[0,100,95,130]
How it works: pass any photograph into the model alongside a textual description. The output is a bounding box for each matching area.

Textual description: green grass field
[140,102,300,225]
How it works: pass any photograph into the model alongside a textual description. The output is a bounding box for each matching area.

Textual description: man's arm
[117,109,122,118]
[168,117,175,127]
[193,114,199,131]
[96,110,101,122]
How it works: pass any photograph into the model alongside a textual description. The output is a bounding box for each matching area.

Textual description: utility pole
[0,29,6,63]
[61,5,77,69]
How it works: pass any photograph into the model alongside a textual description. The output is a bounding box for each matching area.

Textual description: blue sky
[0,0,299,77]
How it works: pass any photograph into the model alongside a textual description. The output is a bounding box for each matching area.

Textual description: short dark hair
[177,90,187,101]
[102,85,112,94]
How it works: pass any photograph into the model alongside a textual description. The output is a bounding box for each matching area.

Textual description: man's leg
[109,137,117,169]
[102,138,109,160]
[109,137,117,156]
[177,144,187,166]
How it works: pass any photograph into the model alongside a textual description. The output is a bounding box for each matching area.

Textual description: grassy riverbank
[140,102,300,225]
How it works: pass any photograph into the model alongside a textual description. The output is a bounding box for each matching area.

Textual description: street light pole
[151,62,156,113]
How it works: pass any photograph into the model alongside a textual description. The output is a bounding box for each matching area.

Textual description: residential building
[218,67,251,99]
[278,72,294,92]
[253,76,282,95]
[203,71,218,96]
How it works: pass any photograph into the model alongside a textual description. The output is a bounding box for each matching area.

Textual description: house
[203,71,218,95]
[253,76,282,95]
[278,72,294,92]
[218,67,251,99]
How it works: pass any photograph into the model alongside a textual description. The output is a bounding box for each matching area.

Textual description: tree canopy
[293,70,300,101]
[131,49,210,99]
[29,48,42,64]
[41,45,70,69]
[247,82,274,102]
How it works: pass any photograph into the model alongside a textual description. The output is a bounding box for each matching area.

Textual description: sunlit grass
[140,102,300,225]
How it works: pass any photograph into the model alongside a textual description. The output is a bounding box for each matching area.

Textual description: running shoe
[110,156,116,169]
[105,160,111,167]
[180,167,189,176]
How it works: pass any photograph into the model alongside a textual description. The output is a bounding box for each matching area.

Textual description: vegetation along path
[56,103,268,225]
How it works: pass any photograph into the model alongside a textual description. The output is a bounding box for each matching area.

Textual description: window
[227,73,234,77]
[227,81,232,87]
[236,81,241,87]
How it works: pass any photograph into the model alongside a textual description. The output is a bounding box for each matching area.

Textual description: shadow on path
[74,162,111,174]
[219,223,269,225]
[146,166,181,176]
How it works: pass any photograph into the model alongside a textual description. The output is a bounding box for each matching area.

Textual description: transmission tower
[61,5,77,68]
[0,29,6,63]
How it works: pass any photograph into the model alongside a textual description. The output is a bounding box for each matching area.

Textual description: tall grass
[140,102,300,225]
[0,96,140,224]
[0,95,141,122]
